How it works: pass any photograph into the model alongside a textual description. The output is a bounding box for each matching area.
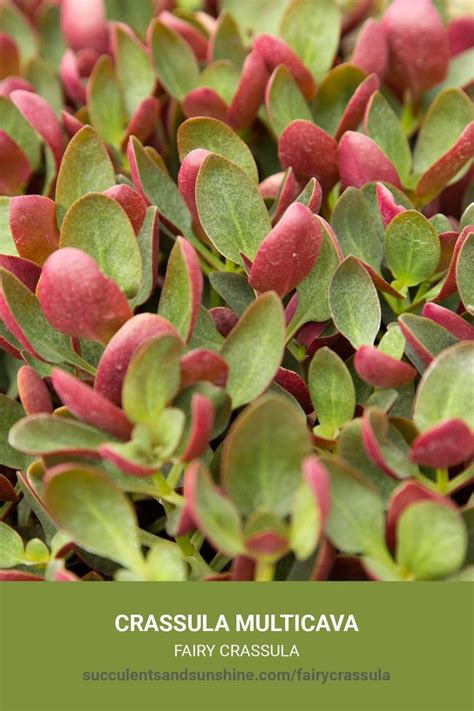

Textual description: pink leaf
[448,17,474,57]
[279,119,338,190]
[9,195,59,265]
[245,530,289,558]
[302,455,331,533]
[0,131,30,195]
[103,184,147,235]
[253,34,316,100]
[249,203,322,297]
[274,367,313,413]
[52,368,133,441]
[61,109,84,138]
[410,419,474,468]
[122,96,160,149]
[0,255,41,292]
[59,49,86,105]
[226,50,269,130]
[60,0,108,54]
[335,72,380,142]
[17,366,53,415]
[0,570,44,581]
[259,172,287,201]
[435,225,474,302]
[382,0,449,97]
[159,11,207,60]
[0,76,34,97]
[354,345,417,388]
[38,248,133,345]
[375,182,406,228]
[270,168,301,225]
[95,313,180,405]
[338,131,401,189]
[180,348,228,389]
[209,307,238,337]
[422,302,474,341]
[182,87,228,121]
[181,393,215,461]
[351,20,388,80]
[178,148,210,226]
[10,90,65,167]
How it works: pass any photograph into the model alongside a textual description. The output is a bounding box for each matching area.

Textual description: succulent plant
[0,0,472,583]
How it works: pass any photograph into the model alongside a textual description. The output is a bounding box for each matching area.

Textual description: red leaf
[180,348,229,388]
[274,367,313,413]
[227,50,269,130]
[181,393,215,461]
[302,455,332,533]
[0,32,19,79]
[0,570,44,581]
[0,473,18,502]
[249,203,322,297]
[338,131,401,189]
[99,444,157,477]
[159,11,207,60]
[0,131,30,195]
[354,345,417,388]
[52,368,133,441]
[448,17,474,57]
[9,195,59,265]
[435,225,474,302]
[11,89,65,167]
[0,255,41,292]
[352,20,388,80]
[245,530,289,558]
[416,122,474,202]
[375,182,406,228]
[0,76,34,97]
[253,34,316,100]
[103,184,147,235]
[422,303,474,341]
[95,313,179,405]
[279,119,338,190]
[410,419,474,468]
[61,109,84,138]
[178,148,210,226]
[270,168,301,225]
[362,409,403,479]
[335,72,380,141]
[209,307,238,337]
[382,0,449,97]
[17,366,53,415]
[60,0,108,54]
[122,96,160,149]
[59,49,86,105]
[182,87,228,121]
[231,556,256,581]
[38,248,133,345]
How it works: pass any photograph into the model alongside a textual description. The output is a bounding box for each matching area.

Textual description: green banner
[0,582,472,711]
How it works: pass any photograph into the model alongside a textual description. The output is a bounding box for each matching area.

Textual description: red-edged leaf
[253,34,316,101]
[249,203,322,298]
[302,455,331,533]
[334,73,380,142]
[358,259,404,298]
[351,19,388,80]
[422,303,474,341]
[181,393,215,461]
[0,570,44,581]
[259,172,286,200]
[159,10,207,60]
[159,236,203,341]
[122,96,160,149]
[59,49,86,105]
[338,131,401,189]
[180,348,228,388]
[279,119,338,190]
[0,131,30,195]
[0,255,41,292]
[274,367,313,413]
[362,408,416,480]
[52,368,132,441]
[62,109,83,138]
[416,122,474,203]
[103,184,147,236]
[60,0,108,54]
[386,481,455,551]
[438,231,458,272]
[10,90,65,167]
[245,530,289,558]
[410,419,474,468]
[17,366,53,415]
[270,168,301,224]
[382,0,449,97]
[435,225,474,302]
[0,473,18,502]
[354,345,417,388]
[9,195,59,265]
[38,248,132,345]
[99,443,157,477]
[0,77,34,97]
[226,50,268,130]
[182,87,228,121]
[209,307,238,337]
[375,182,406,228]
[95,313,179,405]
[178,148,210,226]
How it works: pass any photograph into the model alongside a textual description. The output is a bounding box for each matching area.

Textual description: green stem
[166,462,184,489]
[161,223,225,272]
[436,468,449,494]
[210,553,231,573]
[255,560,275,582]
[447,468,473,494]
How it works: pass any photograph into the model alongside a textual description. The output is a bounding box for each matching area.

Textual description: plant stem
[255,560,275,582]
[210,553,231,572]
[161,223,225,272]
[436,468,449,494]
[166,462,183,489]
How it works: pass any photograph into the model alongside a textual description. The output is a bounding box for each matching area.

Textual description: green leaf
[105,0,154,36]
[55,126,115,224]
[0,523,26,568]
[329,256,381,348]
[222,0,288,39]
[146,540,187,581]
[397,502,467,580]
[0,197,17,255]
[24,56,63,115]
[365,91,411,181]
[331,187,383,271]
[191,461,244,556]
[0,395,27,470]
[399,313,457,373]
[60,193,142,298]
[0,96,41,171]
[385,211,440,288]
[0,2,37,62]
[129,206,159,309]
[290,480,320,560]
[9,415,107,455]
[460,203,474,231]
[266,65,312,137]
[198,60,239,104]
[378,324,406,360]
[322,456,386,557]
[114,24,155,117]
[427,49,474,100]
[456,232,474,314]
[158,238,201,340]
[222,395,312,517]
[414,342,474,431]
[177,117,258,182]
[313,63,366,136]
[413,88,474,177]
[129,136,192,236]
[88,55,126,146]
[309,347,355,437]
[188,306,224,352]
[361,182,414,243]
[209,271,255,316]
[210,10,246,67]
[44,465,144,573]
[280,0,341,82]
[150,19,199,100]
[288,222,341,329]
[122,335,183,429]
[221,292,285,409]
[196,154,271,264]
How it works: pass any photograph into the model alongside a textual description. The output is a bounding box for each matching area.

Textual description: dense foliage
[0,0,472,582]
